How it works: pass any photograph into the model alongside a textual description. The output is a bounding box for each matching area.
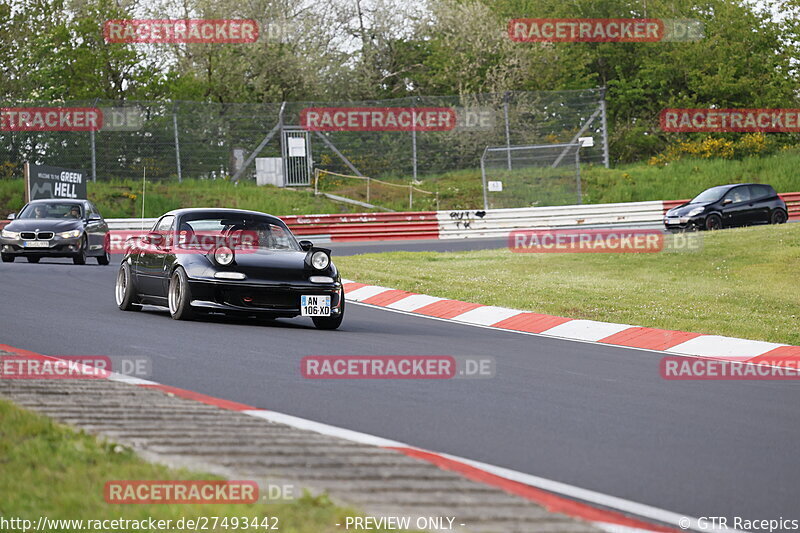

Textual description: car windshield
[18,203,83,219]
[176,216,300,251]
[690,187,728,204]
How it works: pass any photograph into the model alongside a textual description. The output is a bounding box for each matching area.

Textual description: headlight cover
[57,229,81,239]
[687,207,705,217]
[311,250,330,270]
[1,229,20,239]
[214,246,234,266]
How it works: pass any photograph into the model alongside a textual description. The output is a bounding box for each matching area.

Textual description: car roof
[163,208,284,222]
[28,199,88,204]
[707,183,765,191]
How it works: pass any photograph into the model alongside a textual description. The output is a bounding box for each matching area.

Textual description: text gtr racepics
[115,208,345,329]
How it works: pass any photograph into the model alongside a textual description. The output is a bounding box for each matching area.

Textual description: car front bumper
[663,215,703,231]
[186,278,344,318]
[1,236,83,257]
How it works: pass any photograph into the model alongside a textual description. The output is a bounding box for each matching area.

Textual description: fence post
[575,147,582,205]
[411,97,418,181]
[504,91,512,170]
[366,177,370,203]
[90,130,96,182]
[90,97,98,182]
[409,184,413,209]
[480,150,489,211]
[600,87,610,169]
[173,105,182,183]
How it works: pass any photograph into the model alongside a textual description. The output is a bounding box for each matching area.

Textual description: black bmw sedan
[1,199,110,264]
[663,183,788,231]
[115,208,345,329]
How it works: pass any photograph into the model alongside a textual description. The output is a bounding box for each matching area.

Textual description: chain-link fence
[481,143,582,209]
[0,89,608,184]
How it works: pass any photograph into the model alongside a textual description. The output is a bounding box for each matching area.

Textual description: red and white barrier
[35,192,799,244]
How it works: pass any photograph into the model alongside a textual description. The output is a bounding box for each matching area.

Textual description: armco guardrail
[282,212,439,241]
[11,192,797,243]
[438,201,665,239]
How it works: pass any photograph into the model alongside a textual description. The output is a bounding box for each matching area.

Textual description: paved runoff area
[0,350,602,533]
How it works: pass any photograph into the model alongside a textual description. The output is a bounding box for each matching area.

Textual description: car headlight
[214,246,234,266]
[311,250,330,270]
[57,229,82,239]
[1,229,19,239]
[686,207,704,217]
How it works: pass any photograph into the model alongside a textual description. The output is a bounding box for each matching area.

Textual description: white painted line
[451,306,521,326]
[345,285,393,302]
[241,406,714,533]
[386,294,444,312]
[436,453,741,533]
[107,373,157,385]
[541,320,632,342]
[667,335,785,361]
[242,410,406,448]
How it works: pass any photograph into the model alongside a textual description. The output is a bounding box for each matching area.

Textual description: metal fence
[481,143,583,210]
[0,89,608,184]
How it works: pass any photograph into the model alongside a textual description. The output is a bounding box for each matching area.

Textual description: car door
[747,185,772,224]
[84,203,106,254]
[136,215,174,297]
[720,186,752,227]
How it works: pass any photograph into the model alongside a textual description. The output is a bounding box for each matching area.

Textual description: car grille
[20,231,55,240]
[220,288,298,309]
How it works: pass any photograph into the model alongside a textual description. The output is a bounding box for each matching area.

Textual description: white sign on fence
[488,181,503,192]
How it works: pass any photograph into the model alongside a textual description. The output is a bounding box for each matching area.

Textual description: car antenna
[140,166,146,231]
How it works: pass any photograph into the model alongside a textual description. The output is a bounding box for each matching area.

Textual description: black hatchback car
[664,183,788,231]
[1,199,110,264]
[115,208,345,329]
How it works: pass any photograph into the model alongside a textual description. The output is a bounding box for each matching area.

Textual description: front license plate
[301,295,331,317]
[666,218,680,225]
[23,241,50,248]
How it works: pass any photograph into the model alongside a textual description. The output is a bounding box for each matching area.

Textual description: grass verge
[0,179,361,219]
[0,398,416,532]
[336,223,800,345]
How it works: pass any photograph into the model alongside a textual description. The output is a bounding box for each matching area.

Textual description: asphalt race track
[2,256,799,523]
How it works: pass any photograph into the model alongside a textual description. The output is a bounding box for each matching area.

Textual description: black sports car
[663,183,788,231]
[1,199,110,264]
[114,208,345,329]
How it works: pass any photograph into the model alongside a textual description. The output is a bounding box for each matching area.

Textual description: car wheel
[705,214,722,231]
[312,297,344,330]
[770,209,788,224]
[27,256,40,263]
[97,250,110,265]
[73,237,87,265]
[168,267,195,320]
[2,253,15,263]
[115,262,142,311]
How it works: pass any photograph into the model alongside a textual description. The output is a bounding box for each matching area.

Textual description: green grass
[336,223,800,345]
[0,398,416,532]
[3,149,800,215]
[422,149,800,209]
[0,179,363,219]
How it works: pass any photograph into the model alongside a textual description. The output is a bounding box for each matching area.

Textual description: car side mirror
[722,198,733,205]
[7,213,15,220]
[299,240,313,251]
[144,231,163,246]
[88,213,102,222]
